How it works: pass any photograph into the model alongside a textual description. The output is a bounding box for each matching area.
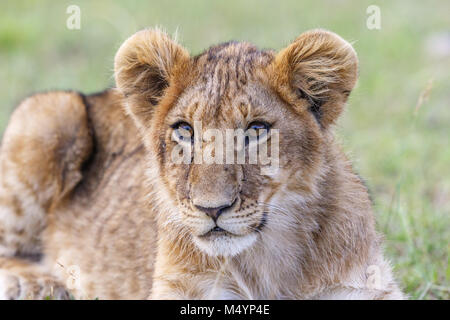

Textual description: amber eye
[172,121,194,143]
[245,121,270,145]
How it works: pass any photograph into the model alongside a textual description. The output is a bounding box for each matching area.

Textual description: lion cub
[0,29,404,299]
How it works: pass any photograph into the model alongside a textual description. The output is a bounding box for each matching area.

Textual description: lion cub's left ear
[114,29,191,129]
[272,29,358,128]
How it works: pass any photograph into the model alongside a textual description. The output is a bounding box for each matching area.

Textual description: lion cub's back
[44,89,157,299]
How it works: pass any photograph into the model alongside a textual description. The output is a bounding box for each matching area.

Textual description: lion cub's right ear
[114,29,190,128]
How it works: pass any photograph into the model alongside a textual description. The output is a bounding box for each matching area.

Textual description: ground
[0,0,448,299]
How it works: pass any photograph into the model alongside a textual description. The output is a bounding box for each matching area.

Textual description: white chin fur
[193,233,258,257]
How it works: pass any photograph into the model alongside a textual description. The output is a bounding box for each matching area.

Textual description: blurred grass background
[0,0,448,299]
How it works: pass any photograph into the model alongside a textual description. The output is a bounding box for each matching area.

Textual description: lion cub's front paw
[0,271,70,300]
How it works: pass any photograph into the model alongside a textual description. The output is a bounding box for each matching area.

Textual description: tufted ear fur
[272,29,358,128]
[114,28,191,129]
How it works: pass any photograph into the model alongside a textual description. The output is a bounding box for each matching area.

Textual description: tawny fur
[0,28,404,300]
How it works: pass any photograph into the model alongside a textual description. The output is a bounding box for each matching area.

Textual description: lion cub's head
[114,29,358,257]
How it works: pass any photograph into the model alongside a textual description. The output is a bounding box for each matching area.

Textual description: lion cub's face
[159,68,318,256]
[115,29,358,257]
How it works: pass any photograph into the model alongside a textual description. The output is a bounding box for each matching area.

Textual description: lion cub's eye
[245,121,270,145]
[171,121,194,143]
[247,121,270,132]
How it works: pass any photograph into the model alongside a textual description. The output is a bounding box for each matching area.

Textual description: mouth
[199,212,267,239]
[199,226,234,238]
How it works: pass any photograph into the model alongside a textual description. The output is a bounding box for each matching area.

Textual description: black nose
[195,204,232,221]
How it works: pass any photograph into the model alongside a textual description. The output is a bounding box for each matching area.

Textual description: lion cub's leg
[0,91,93,299]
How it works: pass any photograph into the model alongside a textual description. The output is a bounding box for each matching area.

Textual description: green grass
[0,0,449,299]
